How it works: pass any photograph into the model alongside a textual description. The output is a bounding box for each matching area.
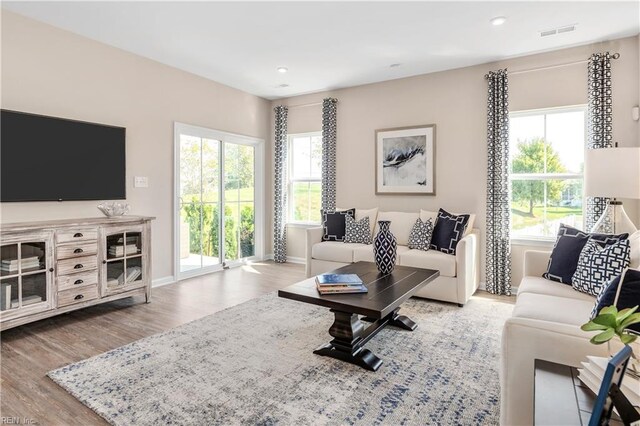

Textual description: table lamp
[585,147,640,234]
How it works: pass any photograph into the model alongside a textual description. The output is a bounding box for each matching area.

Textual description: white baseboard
[152,276,176,288]
[478,281,518,294]
[262,253,305,265]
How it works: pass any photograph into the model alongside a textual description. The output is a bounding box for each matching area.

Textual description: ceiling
[3,1,639,100]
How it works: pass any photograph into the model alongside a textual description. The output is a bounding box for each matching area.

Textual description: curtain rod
[510,52,620,76]
[284,101,323,110]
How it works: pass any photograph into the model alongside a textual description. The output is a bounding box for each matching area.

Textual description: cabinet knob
[73,248,84,254]
[73,233,83,238]
[49,268,54,272]
[102,260,107,264]
[74,294,84,300]
[73,264,84,270]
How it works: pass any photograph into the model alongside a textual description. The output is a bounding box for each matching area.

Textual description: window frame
[508,105,587,243]
[287,131,322,225]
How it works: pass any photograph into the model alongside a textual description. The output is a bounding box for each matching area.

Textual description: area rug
[48,292,513,425]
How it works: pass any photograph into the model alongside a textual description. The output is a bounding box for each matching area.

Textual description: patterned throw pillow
[344,215,372,244]
[572,239,630,296]
[407,218,434,251]
[430,209,470,255]
[591,268,640,333]
[543,224,628,284]
[321,209,355,242]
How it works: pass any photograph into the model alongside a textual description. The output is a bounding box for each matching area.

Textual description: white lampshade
[585,147,640,199]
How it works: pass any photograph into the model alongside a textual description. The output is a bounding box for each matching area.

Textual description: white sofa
[305,210,480,306]
[500,248,638,425]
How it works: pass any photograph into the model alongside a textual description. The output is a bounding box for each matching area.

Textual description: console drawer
[57,255,98,276]
[56,241,98,259]
[58,285,98,308]
[57,270,98,291]
[56,228,98,244]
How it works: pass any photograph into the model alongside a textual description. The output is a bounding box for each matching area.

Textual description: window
[288,132,322,224]
[509,106,586,240]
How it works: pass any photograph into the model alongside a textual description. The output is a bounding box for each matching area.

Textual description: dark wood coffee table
[278,262,439,371]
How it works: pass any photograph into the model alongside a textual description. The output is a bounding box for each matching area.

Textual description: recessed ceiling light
[277,67,288,73]
[278,84,289,88]
[490,16,507,26]
[389,63,401,68]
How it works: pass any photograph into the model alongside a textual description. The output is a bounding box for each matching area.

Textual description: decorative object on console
[375,124,435,195]
[374,220,397,273]
[430,209,470,255]
[543,224,628,284]
[585,147,640,235]
[572,239,630,296]
[321,209,355,242]
[97,201,130,217]
[407,217,434,251]
[344,215,372,244]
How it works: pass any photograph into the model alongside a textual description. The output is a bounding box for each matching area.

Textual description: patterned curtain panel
[273,105,288,263]
[485,69,512,296]
[322,98,338,212]
[585,52,614,232]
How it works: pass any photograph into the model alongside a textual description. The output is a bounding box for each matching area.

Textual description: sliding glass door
[175,123,263,279]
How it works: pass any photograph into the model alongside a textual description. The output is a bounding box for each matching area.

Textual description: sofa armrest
[523,250,552,277]
[305,227,324,277]
[456,229,480,304]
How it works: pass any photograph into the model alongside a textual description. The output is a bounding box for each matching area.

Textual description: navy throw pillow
[543,224,628,285]
[591,268,640,333]
[430,209,470,255]
[321,209,355,242]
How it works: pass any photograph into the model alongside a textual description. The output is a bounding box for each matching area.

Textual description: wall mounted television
[1,110,126,202]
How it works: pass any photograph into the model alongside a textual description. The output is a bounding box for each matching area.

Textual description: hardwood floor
[0,262,513,425]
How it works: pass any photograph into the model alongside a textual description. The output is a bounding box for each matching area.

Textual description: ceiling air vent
[540,24,577,37]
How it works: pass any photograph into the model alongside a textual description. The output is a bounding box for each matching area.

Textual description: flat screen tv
[1,110,126,202]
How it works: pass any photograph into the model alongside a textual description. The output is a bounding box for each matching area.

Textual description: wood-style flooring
[0,262,513,425]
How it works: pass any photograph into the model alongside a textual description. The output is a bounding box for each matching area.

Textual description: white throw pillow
[629,230,640,268]
[420,209,476,236]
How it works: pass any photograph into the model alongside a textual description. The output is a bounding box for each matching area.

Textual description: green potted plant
[581,305,640,378]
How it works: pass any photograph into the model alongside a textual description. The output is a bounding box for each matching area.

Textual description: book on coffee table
[316,282,368,295]
[315,273,363,286]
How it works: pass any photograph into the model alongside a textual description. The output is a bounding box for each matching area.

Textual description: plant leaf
[620,333,638,345]
[600,306,618,316]
[620,313,640,329]
[581,322,610,331]
[591,328,615,344]
[616,306,638,323]
[592,313,617,328]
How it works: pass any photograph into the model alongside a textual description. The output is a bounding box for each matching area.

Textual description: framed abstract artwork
[375,124,436,195]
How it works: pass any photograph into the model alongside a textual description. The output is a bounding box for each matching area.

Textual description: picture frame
[375,124,436,195]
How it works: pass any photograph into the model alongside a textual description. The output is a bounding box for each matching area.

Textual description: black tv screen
[1,110,126,202]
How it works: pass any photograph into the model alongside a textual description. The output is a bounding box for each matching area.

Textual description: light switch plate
[134,176,148,188]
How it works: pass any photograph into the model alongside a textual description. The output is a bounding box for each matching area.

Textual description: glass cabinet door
[104,228,144,293]
[0,236,51,315]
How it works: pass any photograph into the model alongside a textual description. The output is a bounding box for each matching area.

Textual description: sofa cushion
[421,209,476,236]
[353,245,409,263]
[513,292,594,327]
[572,239,630,296]
[321,209,355,242]
[407,218,434,251]
[374,212,419,246]
[312,241,365,263]
[629,230,640,268]
[430,209,470,255]
[517,276,596,303]
[344,215,372,244]
[398,249,457,277]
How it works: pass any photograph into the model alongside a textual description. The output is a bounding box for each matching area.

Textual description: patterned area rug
[48,292,513,425]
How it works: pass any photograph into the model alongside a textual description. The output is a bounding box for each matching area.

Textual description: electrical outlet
[134,176,148,188]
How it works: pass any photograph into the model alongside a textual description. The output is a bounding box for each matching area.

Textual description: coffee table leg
[313,310,383,372]
[388,308,417,331]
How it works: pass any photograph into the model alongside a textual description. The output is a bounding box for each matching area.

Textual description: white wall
[0,11,272,281]
[272,36,640,287]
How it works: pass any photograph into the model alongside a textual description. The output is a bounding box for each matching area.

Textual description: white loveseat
[305,209,480,306]
[500,234,640,426]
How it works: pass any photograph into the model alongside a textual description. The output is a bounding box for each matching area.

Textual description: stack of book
[315,273,367,295]
[578,355,640,408]
[108,244,139,257]
[1,256,40,273]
